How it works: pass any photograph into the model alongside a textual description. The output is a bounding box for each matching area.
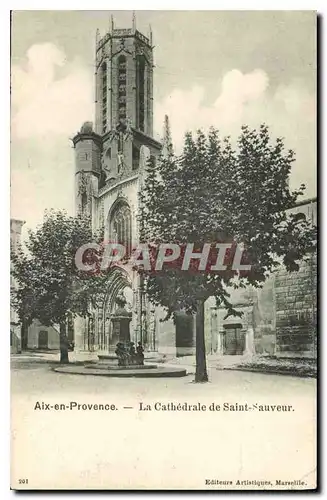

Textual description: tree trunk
[59,321,69,364]
[195,299,209,383]
[21,320,28,351]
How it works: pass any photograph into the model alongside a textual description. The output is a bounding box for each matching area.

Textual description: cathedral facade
[72,18,316,361]
[72,18,184,357]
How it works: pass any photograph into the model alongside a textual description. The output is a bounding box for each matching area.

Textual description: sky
[11,10,317,235]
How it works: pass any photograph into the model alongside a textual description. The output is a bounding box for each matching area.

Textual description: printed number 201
[19,479,28,484]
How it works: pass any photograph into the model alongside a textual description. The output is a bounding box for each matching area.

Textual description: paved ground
[11,354,317,490]
[11,352,316,401]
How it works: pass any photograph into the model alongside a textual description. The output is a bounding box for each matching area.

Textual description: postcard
[10,10,317,490]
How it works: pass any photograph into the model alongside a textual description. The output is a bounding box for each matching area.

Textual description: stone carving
[101,158,115,182]
[115,341,145,367]
[140,145,150,169]
[80,121,93,134]
[77,170,87,196]
[138,145,151,191]
[136,342,145,363]
[111,294,144,367]
[107,119,132,144]
[135,43,152,63]
[117,151,126,176]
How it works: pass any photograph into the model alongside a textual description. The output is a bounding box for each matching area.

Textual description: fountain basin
[84,363,158,370]
[53,364,187,378]
[98,352,166,363]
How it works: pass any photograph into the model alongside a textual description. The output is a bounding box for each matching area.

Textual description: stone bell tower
[72,14,162,356]
[94,14,159,185]
[73,121,102,221]
[73,14,161,222]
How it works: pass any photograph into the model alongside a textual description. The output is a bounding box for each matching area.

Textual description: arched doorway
[223,323,245,355]
[98,267,133,353]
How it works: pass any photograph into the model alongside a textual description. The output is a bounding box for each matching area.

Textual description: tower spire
[149,24,153,45]
[111,14,114,32]
[162,115,174,158]
[132,11,136,32]
[96,28,100,46]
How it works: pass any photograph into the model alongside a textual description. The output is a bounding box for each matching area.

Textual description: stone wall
[252,275,276,355]
[206,255,316,359]
[274,199,317,358]
[275,254,316,358]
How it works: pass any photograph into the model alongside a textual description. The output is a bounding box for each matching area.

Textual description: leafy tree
[11,210,106,363]
[139,124,316,382]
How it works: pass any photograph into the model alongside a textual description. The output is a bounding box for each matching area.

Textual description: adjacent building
[10,219,62,352]
[10,219,25,353]
[204,198,317,359]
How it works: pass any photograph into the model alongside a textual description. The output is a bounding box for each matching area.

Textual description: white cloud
[11,43,92,234]
[154,69,316,197]
[214,69,269,124]
[11,43,94,139]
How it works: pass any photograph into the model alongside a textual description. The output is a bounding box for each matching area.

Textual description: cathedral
[72,16,187,357]
[72,16,316,361]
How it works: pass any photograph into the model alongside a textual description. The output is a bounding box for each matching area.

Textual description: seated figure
[136,342,145,366]
[115,342,128,367]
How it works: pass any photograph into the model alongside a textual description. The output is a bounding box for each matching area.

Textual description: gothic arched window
[136,55,145,131]
[102,62,107,133]
[117,56,127,123]
[110,202,132,256]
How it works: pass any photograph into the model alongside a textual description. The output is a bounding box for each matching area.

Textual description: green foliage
[11,210,106,328]
[139,124,316,319]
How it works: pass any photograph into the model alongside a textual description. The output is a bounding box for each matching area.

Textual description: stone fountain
[54,294,187,378]
[97,293,147,368]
